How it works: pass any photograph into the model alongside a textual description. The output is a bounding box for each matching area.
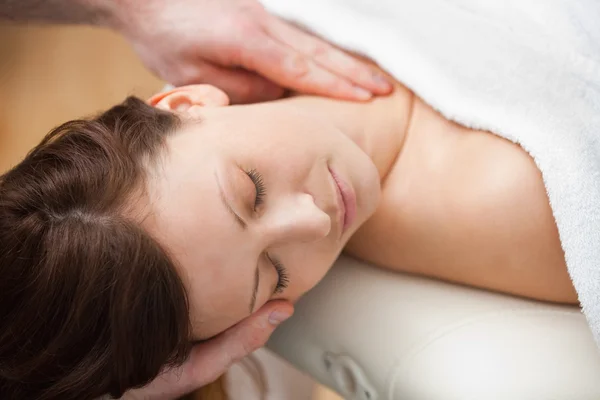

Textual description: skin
[122,299,293,400]
[113,0,393,103]
[0,0,392,103]
[141,80,577,344]
[346,96,577,304]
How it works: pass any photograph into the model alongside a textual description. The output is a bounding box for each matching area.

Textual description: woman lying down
[0,61,577,399]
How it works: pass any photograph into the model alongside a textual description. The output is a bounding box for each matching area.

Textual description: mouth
[328,166,357,235]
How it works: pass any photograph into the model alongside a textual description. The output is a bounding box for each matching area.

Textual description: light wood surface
[0,22,163,173]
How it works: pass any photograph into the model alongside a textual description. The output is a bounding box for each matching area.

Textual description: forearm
[0,0,123,27]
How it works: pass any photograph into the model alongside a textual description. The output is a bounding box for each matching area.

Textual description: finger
[184,300,294,385]
[265,17,393,95]
[240,32,376,101]
[172,61,285,104]
[122,301,292,400]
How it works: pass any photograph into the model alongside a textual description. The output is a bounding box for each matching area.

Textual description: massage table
[266,256,600,399]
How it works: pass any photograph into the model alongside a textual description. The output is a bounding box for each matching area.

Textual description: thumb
[186,300,294,385]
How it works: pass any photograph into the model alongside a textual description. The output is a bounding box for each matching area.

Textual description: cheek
[284,245,339,300]
[186,272,251,340]
[178,245,254,339]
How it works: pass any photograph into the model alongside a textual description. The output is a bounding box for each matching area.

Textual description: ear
[148,85,230,114]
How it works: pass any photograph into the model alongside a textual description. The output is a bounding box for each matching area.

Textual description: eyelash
[245,169,266,210]
[267,253,290,294]
[244,169,289,294]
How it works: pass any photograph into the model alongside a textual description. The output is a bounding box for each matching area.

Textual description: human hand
[111,0,392,104]
[121,300,293,400]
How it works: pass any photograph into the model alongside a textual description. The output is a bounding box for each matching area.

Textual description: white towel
[260,0,600,346]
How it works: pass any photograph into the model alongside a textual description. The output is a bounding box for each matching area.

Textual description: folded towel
[260,0,600,346]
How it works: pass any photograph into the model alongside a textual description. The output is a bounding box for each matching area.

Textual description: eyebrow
[215,172,258,312]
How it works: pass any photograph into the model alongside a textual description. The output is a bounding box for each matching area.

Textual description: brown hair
[0,97,216,399]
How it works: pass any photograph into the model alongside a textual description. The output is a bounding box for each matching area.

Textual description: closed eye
[245,169,266,210]
[266,253,289,294]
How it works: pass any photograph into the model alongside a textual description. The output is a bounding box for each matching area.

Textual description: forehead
[195,104,326,145]
[142,136,254,338]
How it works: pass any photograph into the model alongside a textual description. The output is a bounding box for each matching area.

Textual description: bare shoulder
[345,98,578,304]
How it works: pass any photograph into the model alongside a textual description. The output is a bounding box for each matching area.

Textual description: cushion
[267,256,600,399]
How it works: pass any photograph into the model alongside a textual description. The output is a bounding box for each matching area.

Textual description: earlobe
[148,84,230,112]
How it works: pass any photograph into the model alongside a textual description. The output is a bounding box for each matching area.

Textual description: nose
[262,193,331,245]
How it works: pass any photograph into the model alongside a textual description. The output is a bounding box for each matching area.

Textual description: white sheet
[260,0,600,346]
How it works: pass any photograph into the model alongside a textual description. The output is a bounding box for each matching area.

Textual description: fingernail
[353,86,373,100]
[269,310,292,326]
[373,73,392,91]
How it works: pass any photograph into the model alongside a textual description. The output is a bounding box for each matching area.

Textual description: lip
[328,166,357,235]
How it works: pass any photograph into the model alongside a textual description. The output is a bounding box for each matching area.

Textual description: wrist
[0,0,122,25]
[81,0,145,36]
[98,0,157,41]
[85,0,127,30]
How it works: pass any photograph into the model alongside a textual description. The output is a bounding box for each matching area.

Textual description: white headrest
[268,256,600,400]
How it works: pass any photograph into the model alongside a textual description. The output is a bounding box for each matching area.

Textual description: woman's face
[142,86,380,339]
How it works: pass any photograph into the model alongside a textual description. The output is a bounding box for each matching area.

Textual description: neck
[277,88,413,180]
